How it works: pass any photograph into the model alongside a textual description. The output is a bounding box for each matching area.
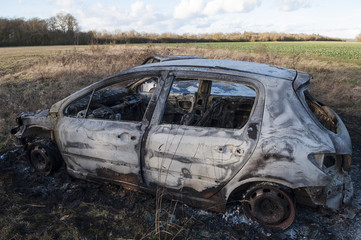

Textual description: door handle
[117,132,137,141]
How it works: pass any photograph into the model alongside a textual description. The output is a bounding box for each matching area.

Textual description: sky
[0,0,360,39]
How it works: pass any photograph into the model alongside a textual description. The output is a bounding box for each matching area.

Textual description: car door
[142,71,264,198]
[55,72,165,189]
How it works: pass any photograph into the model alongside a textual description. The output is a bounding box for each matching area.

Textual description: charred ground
[0,117,360,239]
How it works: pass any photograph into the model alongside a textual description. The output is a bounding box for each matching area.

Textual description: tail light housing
[308,153,351,172]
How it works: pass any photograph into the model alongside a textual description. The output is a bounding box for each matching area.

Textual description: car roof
[137,56,297,81]
[141,55,206,64]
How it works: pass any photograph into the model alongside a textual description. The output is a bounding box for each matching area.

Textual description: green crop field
[161,41,361,60]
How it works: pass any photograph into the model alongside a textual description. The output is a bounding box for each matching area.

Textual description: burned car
[11,55,353,230]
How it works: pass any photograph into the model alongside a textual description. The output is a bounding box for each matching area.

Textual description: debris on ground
[0,131,360,239]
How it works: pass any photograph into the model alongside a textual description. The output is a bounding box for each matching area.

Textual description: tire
[243,184,296,230]
[27,141,62,176]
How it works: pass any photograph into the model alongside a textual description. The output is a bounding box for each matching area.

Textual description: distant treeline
[93,31,343,44]
[0,13,342,47]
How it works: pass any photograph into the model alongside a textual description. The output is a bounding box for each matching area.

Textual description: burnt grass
[0,116,360,240]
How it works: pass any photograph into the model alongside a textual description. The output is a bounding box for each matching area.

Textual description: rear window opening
[304,91,338,133]
[162,78,256,129]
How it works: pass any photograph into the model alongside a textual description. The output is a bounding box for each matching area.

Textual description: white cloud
[73,1,162,32]
[204,0,262,15]
[174,0,205,19]
[280,0,310,12]
[130,2,145,17]
[174,0,262,19]
[56,0,76,7]
[130,1,155,19]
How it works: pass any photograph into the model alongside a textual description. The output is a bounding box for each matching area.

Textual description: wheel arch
[226,177,296,203]
[26,138,63,175]
[226,178,297,230]
[20,126,54,145]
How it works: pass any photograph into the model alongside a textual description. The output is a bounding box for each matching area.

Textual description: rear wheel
[27,141,62,176]
[243,184,295,230]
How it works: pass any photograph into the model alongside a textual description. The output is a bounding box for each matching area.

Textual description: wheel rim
[244,185,295,230]
[30,145,52,175]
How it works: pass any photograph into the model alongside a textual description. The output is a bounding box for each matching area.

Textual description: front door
[55,73,163,189]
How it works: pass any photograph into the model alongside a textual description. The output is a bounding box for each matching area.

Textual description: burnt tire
[27,141,62,176]
[243,184,295,230]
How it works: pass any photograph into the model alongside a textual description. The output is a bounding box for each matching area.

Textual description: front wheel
[27,141,62,176]
[243,184,295,230]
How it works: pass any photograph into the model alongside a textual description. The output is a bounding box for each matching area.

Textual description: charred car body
[11,56,353,229]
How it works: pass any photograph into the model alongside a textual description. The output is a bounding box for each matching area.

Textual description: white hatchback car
[12,55,353,229]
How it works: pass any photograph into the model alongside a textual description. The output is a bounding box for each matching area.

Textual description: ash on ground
[1,136,360,239]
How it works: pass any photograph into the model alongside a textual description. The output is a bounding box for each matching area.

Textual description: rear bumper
[325,173,353,209]
[295,171,353,209]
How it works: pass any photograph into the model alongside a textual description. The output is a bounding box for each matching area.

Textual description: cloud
[56,0,77,7]
[73,1,164,32]
[174,0,262,19]
[174,0,205,19]
[280,0,310,12]
[130,1,155,19]
[130,2,145,17]
[204,0,262,15]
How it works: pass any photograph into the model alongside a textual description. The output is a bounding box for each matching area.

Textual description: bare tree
[356,32,361,42]
[47,12,79,44]
[47,13,78,33]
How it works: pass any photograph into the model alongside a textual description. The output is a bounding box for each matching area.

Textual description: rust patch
[173,186,226,212]
[96,168,140,191]
[148,183,227,212]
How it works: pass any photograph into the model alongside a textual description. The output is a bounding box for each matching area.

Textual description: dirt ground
[0,114,360,240]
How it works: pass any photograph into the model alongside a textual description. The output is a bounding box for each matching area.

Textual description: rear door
[143,71,264,197]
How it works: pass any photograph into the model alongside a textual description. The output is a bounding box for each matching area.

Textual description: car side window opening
[162,78,256,129]
[303,90,338,133]
[65,77,158,121]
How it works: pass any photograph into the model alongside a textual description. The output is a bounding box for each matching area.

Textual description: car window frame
[60,70,165,124]
[149,69,263,132]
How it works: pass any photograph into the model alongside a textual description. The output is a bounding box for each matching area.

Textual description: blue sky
[1,0,360,39]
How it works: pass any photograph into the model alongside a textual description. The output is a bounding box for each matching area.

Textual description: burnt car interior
[64,79,155,121]
[64,76,257,130]
[162,78,256,129]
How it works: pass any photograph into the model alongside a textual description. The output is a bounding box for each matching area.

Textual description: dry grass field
[1,43,360,152]
[0,43,361,239]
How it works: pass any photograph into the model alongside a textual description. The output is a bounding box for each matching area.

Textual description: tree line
[0,13,343,47]
[93,30,342,44]
[0,13,93,46]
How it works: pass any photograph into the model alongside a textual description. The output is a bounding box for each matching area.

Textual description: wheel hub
[30,145,52,175]
[244,185,295,230]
